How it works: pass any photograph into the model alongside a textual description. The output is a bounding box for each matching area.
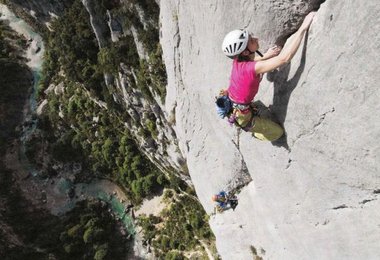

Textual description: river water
[1,4,43,177]
[0,4,135,236]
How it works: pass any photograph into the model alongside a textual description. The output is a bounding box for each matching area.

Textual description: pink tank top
[227,59,260,104]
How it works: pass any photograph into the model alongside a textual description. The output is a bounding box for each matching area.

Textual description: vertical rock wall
[160,0,380,259]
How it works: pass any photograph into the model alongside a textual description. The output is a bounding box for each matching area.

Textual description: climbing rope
[237,127,241,149]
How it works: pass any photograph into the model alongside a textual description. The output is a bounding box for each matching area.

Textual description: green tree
[190,214,202,230]
[102,137,115,165]
[67,224,82,238]
[94,244,108,260]
[83,227,94,243]
[160,236,170,251]
[131,179,144,199]
[164,251,184,260]
[97,47,120,73]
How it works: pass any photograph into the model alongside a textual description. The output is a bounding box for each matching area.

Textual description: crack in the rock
[332,204,348,210]
[231,128,241,150]
[226,156,252,194]
[226,139,253,193]
[313,107,335,128]
[194,132,208,157]
[360,199,376,205]
[292,107,335,145]
[338,182,378,193]
[305,64,316,79]
[274,0,326,46]
[285,158,292,169]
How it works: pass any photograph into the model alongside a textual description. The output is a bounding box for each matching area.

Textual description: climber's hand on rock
[264,45,282,59]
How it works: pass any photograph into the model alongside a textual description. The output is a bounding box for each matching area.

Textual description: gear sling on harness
[216,92,284,141]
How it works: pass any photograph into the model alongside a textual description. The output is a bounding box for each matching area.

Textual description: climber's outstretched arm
[255,12,316,74]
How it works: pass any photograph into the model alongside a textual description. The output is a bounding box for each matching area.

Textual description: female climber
[219,12,316,141]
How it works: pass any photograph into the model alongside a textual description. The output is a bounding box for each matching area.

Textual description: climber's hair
[237,52,253,62]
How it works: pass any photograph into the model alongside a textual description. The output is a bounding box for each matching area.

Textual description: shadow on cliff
[266,31,309,150]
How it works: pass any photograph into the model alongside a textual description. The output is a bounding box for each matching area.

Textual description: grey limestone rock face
[81,0,110,48]
[160,0,380,259]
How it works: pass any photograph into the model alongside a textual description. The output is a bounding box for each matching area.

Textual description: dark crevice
[313,107,335,128]
[360,199,375,205]
[227,140,253,194]
[275,0,327,47]
[332,204,348,210]
[226,158,252,194]
[285,158,292,169]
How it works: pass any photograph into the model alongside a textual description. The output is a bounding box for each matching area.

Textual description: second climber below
[218,12,316,141]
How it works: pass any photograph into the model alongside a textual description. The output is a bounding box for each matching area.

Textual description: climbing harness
[216,89,283,141]
[216,90,259,131]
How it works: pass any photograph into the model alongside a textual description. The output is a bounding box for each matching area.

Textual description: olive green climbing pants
[251,117,284,141]
[233,108,284,141]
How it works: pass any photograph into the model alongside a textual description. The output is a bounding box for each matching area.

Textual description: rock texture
[81,0,110,48]
[160,0,380,259]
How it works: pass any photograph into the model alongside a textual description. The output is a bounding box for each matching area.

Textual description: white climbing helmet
[222,29,249,58]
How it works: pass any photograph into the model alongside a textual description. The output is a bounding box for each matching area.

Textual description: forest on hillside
[0,1,217,259]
